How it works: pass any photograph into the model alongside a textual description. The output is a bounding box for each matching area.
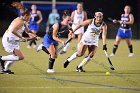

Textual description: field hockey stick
[103,50,115,70]
[55,38,73,54]
[20,37,39,42]
[108,17,121,23]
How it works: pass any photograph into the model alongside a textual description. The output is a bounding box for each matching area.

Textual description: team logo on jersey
[90,28,100,37]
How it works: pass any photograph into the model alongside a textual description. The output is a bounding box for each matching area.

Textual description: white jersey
[80,18,104,46]
[2,17,25,53]
[72,10,85,34]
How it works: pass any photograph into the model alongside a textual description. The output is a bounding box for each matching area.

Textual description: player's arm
[11,18,24,39]
[37,10,43,24]
[102,23,107,45]
[52,24,64,45]
[84,11,87,20]
[123,14,134,25]
[73,19,92,32]
[67,24,74,39]
[71,11,75,21]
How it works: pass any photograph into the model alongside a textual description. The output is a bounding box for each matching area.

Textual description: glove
[103,44,107,51]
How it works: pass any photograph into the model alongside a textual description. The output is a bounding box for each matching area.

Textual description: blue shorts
[29,21,39,31]
[43,34,59,48]
[117,28,132,39]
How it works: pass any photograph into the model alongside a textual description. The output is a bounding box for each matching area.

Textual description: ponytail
[62,9,70,19]
[11,2,31,16]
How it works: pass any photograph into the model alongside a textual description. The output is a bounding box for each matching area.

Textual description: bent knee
[51,54,58,59]
[19,56,24,60]
[77,53,84,57]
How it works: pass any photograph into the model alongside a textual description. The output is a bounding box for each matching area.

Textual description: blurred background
[0,0,139,39]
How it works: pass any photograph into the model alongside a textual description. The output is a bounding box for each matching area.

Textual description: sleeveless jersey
[73,10,84,25]
[8,17,25,39]
[120,14,130,29]
[30,11,38,22]
[81,18,104,45]
[47,22,68,38]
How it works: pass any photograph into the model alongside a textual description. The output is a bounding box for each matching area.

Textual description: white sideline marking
[0,86,139,89]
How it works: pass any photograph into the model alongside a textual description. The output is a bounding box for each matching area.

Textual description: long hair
[62,9,70,19]
[11,2,31,16]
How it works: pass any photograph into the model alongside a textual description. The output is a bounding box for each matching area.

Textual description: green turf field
[0,38,140,93]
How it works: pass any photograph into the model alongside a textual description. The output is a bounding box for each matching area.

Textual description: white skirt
[80,35,99,46]
[2,32,20,53]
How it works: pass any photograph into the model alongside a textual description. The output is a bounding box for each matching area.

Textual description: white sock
[63,43,70,52]
[78,56,92,68]
[67,52,77,62]
[4,61,15,71]
[1,55,19,61]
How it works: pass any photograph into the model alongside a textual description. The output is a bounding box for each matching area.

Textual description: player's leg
[125,38,134,57]
[46,44,57,73]
[76,45,97,72]
[0,49,24,74]
[77,33,83,43]
[64,42,87,68]
[110,36,121,57]
[30,31,37,48]
[37,43,50,54]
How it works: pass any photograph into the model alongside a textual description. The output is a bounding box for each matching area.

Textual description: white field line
[0,86,139,89]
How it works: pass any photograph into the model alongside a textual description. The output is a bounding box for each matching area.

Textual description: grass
[0,38,140,93]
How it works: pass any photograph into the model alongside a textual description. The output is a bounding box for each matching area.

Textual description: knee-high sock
[48,57,55,69]
[32,40,37,45]
[67,52,77,62]
[112,45,118,54]
[78,56,92,68]
[128,45,133,53]
[29,40,33,46]
[1,55,19,61]
[4,61,15,71]
[63,43,70,52]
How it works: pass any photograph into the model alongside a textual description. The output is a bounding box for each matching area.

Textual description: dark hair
[125,5,132,11]
[62,9,70,19]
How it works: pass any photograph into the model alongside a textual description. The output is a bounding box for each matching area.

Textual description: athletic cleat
[47,69,55,73]
[36,44,43,52]
[110,53,115,57]
[128,53,134,57]
[64,59,70,68]
[60,51,66,54]
[0,69,14,74]
[33,45,37,49]
[76,66,85,72]
[27,45,31,48]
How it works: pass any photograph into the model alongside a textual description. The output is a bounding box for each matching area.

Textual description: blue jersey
[120,14,130,29]
[29,11,39,31]
[30,11,38,22]
[117,14,132,39]
[47,22,68,39]
[43,22,69,48]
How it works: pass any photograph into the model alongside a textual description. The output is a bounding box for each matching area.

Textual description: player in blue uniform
[37,10,73,73]
[110,5,134,57]
[27,4,43,48]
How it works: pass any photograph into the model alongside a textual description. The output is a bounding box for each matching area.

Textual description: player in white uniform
[63,12,107,72]
[0,2,38,74]
[60,2,87,54]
